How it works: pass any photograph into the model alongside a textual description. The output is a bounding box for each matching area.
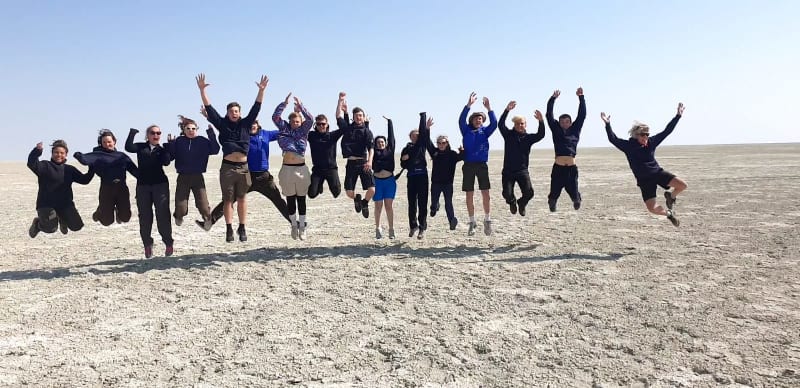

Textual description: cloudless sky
[1,0,797,161]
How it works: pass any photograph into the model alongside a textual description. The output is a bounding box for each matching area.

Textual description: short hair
[146,125,160,135]
[226,102,241,111]
[436,135,451,150]
[558,114,572,121]
[409,129,419,136]
[352,107,365,116]
[288,112,302,121]
[628,121,650,138]
[253,119,261,129]
[511,115,526,125]
[97,129,116,145]
[51,139,68,153]
[374,135,387,146]
[315,114,328,122]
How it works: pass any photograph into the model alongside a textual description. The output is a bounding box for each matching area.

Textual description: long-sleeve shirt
[458,106,497,163]
[546,95,586,157]
[372,119,396,174]
[272,102,313,156]
[308,127,343,171]
[401,113,431,176]
[337,117,374,159]
[427,143,463,185]
[499,109,546,174]
[28,147,94,209]
[605,115,681,181]
[73,147,138,184]
[248,128,279,172]
[125,129,170,185]
[204,101,261,156]
[165,128,220,174]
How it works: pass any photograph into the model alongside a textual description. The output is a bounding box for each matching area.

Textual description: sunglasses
[639,133,650,137]
[184,127,197,131]
[437,141,448,145]
[315,122,328,126]
[149,131,162,135]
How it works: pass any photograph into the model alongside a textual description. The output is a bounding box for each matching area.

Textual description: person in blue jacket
[458,92,498,236]
[601,103,687,227]
[165,115,220,230]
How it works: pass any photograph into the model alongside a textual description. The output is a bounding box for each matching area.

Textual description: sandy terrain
[0,144,798,387]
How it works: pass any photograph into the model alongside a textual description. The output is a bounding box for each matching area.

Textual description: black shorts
[637,170,676,201]
[462,162,490,191]
[344,159,375,191]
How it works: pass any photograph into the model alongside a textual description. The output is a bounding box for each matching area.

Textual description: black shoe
[449,218,458,230]
[354,194,362,213]
[430,206,438,217]
[518,204,526,217]
[666,210,680,227]
[237,225,247,242]
[548,198,557,212]
[29,217,40,238]
[59,218,68,234]
[92,212,99,222]
[361,199,370,218]
[509,200,517,215]
[417,229,425,239]
[664,191,676,210]
[226,228,234,243]
[409,226,418,237]
[573,201,581,210]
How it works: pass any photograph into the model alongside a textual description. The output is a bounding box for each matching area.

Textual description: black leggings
[548,164,581,203]
[286,195,307,215]
[502,170,534,207]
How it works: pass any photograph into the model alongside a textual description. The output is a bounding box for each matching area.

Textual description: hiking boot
[483,219,493,236]
[468,221,477,236]
[548,198,557,212]
[409,226,418,238]
[174,216,183,226]
[165,245,174,257]
[509,200,517,215]
[291,222,299,240]
[59,218,68,234]
[388,229,396,239]
[354,194,362,213]
[29,217,40,238]
[449,218,458,230]
[518,203,527,217]
[226,228,234,243]
[361,199,370,218]
[666,210,680,227]
[298,222,307,241]
[375,227,383,239]
[573,201,581,210]
[144,245,153,259]
[417,229,425,240]
[237,225,247,242]
[664,191,676,210]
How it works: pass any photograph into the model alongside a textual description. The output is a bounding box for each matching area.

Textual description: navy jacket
[165,128,220,174]
[606,115,681,181]
[546,95,586,157]
[125,129,170,185]
[28,147,94,209]
[204,102,261,156]
[499,109,546,174]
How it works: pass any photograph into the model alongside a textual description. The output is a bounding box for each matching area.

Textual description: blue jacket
[165,129,220,174]
[459,106,497,163]
[248,128,279,172]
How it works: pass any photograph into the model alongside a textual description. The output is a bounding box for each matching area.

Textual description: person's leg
[417,176,429,233]
[153,182,174,252]
[548,164,564,212]
[286,194,299,239]
[327,168,342,198]
[59,206,84,232]
[516,171,534,216]
[344,162,358,202]
[308,170,323,199]
[359,168,374,218]
[443,183,457,229]
[374,201,384,238]
[116,184,133,223]
[192,175,211,221]
[430,182,443,216]
[96,183,115,226]
[385,198,395,238]
[235,166,251,241]
[295,165,311,239]
[465,191,475,219]
[501,173,516,214]
[407,179,419,235]
[253,171,291,223]
[564,165,581,210]
[136,184,155,252]
[477,164,492,225]
[668,177,687,197]
[173,174,191,225]
[34,208,59,235]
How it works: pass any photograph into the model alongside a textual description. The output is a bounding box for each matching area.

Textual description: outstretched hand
[36,142,43,150]
[467,92,477,107]
[207,124,214,131]
[167,134,175,142]
[338,91,346,100]
[552,90,561,99]
[600,112,611,124]
[426,116,435,129]
[196,73,209,90]
[284,92,292,104]
[256,75,269,90]
[534,110,543,121]
[482,97,491,110]
[576,87,584,96]
[506,101,516,111]
[677,102,685,116]
[382,115,390,121]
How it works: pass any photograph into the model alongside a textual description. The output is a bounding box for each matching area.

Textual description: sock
[289,214,297,224]
[484,214,491,221]
[469,216,476,223]
[299,215,306,226]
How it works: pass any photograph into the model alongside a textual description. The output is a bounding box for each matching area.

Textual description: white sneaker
[291,222,299,240]
[483,219,493,236]
[298,222,307,240]
[388,229,396,239]
[375,227,383,239]
[468,221,477,236]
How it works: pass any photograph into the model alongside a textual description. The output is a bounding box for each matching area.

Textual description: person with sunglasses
[126,126,173,258]
[308,114,343,199]
[459,92,498,236]
[165,115,220,230]
[400,112,434,239]
[427,134,464,232]
[272,93,314,240]
[601,103,687,227]
[499,101,546,217]
[545,87,587,212]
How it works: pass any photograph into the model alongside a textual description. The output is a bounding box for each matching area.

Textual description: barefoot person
[499,101,546,216]
[546,87,587,212]
[272,93,314,240]
[400,112,433,239]
[427,134,463,231]
[459,92,498,236]
[166,115,220,229]
[308,113,343,199]
[73,130,138,226]
[27,140,94,238]
[601,103,687,227]
[196,73,269,242]
[372,115,398,239]
[126,126,173,258]
[336,92,375,218]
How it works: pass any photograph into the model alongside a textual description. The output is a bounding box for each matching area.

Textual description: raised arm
[546,90,560,130]
[499,101,516,136]
[573,87,586,130]
[27,143,43,174]
[71,165,94,185]
[364,127,375,172]
[650,102,684,147]
[206,125,220,155]
[484,97,498,136]
[124,128,139,153]
[459,92,477,134]
[196,73,211,106]
[294,96,314,135]
[384,116,395,151]
[601,112,626,150]
[531,110,546,143]
[242,75,269,124]
[272,95,290,131]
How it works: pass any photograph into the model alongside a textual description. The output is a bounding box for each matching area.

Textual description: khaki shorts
[278,164,311,196]
[219,162,251,201]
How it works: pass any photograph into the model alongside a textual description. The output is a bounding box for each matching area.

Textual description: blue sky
[1,0,797,161]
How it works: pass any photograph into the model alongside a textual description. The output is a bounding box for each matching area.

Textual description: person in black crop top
[545,87,587,212]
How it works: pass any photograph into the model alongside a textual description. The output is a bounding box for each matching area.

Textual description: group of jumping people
[27,73,688,258]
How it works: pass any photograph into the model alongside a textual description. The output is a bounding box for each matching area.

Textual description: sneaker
[202,216,213,231]
[430,206,438,217]
[664,191,676,210]
[59,218,68,234]
[666,210,680,227]
[354,194,362,213]
[29,217,40,238]
[237,225,247,242]
[548,198,557,212]
[518,204,527,217]
[174,216,183,226]
[361,199,370,218]
[483,219,493,236]
[449,218,458,230]
[226,229,234,243]
[573,201,581,210]
[417,230,425,240]
[468,221,477,236]
[165,245,174,257]
[291,222,299,240]
[408,226,418,238]
[298,222,307,241]
[388,229,396,239]
[509,200,517,215]
[144,245,153,259]
[375,227,383,239]
[92,212,99,222]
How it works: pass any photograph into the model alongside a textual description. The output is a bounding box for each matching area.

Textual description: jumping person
[336,92,374,218]
[126,126,173,258]
[459,92,498,236]
[427,134,464,231]
[372,115,398,239]
[307,113,343,199]
[166,115,220,230]
[27,140,94,237]
[272,93,314,240]
[400,112,433,239]
[73,129,138,226]
[499,101,546,216]
[545,87,586,212]
[601,103,687,227]
[196,73,269,242]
